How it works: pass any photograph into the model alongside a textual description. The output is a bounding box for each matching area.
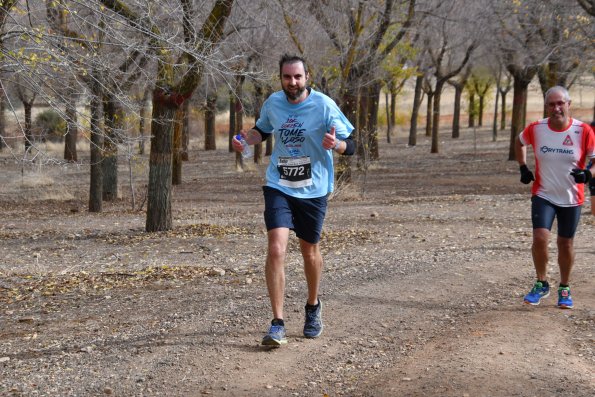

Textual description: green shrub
[377,109,409,127]
[35,109,66,142]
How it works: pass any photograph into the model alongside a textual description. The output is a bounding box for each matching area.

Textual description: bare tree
[0,83,5,151]
[204,87,217,151]
[63,85,79,163]
[447,65,472,139]
[92,0,234,231]
[533,0,593,119]
[577,0,595,16]
[5,1,234,223]
[490,0,559,159]
[422,74,435,138]
[498,71,513,131]
[468,69,494,128]
[408,72,425,146]
[0,0,18,151]
[13,78,37,154]
[423,2,476,154]
[380,42,417,144]
[304,0,416,177]
[89,69,104,213]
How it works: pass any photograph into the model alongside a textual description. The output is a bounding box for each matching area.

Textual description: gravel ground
[1,127,594,396]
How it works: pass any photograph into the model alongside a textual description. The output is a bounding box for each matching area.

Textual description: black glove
[519,165,535,184]
[570,168,592,183]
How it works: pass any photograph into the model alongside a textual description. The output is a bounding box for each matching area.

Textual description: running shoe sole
[524,291,550,305]
[261,336,287,346]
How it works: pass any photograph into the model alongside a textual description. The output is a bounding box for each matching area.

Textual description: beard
[283,85,306,101]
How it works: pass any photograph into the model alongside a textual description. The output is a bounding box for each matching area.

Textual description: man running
[232,54,355,345]
[515,85,595,309]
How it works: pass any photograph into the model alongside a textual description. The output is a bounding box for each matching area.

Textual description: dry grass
[4,168,76,202]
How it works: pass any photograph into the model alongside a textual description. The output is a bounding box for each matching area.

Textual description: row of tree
[0,0,593,231]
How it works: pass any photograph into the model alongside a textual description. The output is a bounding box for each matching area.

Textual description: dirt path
[1,128,594,396]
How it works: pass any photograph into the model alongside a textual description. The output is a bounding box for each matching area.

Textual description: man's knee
[299,241,321,264]
[267,242,286,261]
[532,228,550,246]
[557,236,574,251]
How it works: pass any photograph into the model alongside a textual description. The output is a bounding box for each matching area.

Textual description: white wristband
[334,140,341,151]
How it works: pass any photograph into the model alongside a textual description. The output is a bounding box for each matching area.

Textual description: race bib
[277,156,312,188]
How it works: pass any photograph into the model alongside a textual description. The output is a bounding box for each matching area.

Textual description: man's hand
[323,126,337,150]
[570,168,592,183]
[232,130,248,153]
[519,165,535,184]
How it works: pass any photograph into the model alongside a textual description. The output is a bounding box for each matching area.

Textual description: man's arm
[515,134,535,184]
[515,135,527,166]
[232,127,265,153]
[333,135,355,156]
[245,128,265,145]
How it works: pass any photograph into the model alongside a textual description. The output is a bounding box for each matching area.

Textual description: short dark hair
[279,54,309,76]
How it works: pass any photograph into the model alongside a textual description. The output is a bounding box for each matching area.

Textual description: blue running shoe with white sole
[524,281,550,305]
[557,286,573,309]
[262,320,287,346]
[303,300,323,338]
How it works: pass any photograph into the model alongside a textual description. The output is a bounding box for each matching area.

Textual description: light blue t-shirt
[256,88,354,198]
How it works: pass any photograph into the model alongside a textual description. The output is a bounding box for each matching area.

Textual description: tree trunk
[145,94,178,232]
[500,90,507,130]
[172,107,183,185]
[409,74,423,147]
[389,84,397,144]
[205,90,217,150]
[357,86,369,162]
[228,90,236,153]
[337,88,358,183]
[390,90,396,140]
[522,93,527,129]
[431,80,446,154]
[24,102,33,153]
[102,97,122,201]
[478,95,485,127]
[89,92,103,213]
[234,80,245,169]
[367,81,381,160]
[181,99,190,161]
[492,83,500,142]
[451,84,462,139]
[508,78,532,161]
[0,87,5,151]
[385,91,391,144]
[425,92,433,137]
[234,75,245,170]
[468,93,475,128]
[139,88,150,155]
[64,97,78,162]
[253,81,264,163]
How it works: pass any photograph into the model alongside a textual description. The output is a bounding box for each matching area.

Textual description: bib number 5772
[277,156,312,188]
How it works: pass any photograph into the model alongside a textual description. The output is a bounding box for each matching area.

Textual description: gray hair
[545,86,571,103]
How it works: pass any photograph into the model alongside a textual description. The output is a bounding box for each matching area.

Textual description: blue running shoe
[262,320,287,346]
[557,286,574,309]
[303,300,323,338]
[524,281,550,305]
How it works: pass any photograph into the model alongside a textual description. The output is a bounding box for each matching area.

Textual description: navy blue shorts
[531,196,581,238]
[262,186,328,244]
